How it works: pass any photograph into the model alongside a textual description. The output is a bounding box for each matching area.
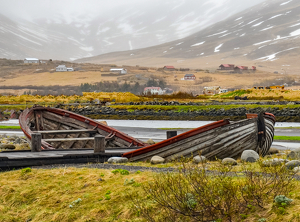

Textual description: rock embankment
[0,135,30,151]
[62,104,300,122]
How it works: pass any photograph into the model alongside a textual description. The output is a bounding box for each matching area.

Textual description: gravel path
[32,163,175,173]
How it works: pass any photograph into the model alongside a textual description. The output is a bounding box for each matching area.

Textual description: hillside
[0,58,296,95]
[0,0,264,60]
[78,0,300,74]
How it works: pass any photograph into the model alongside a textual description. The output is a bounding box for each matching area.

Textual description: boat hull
[19,106,145,150]
[123,113,275,161]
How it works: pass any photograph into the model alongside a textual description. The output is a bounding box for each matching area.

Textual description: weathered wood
[94,135,105,153]
[44,137,94,142]
[129,120,257,161]
[31,133,42,152]
[34,129,97,135]
[167,131,177,139]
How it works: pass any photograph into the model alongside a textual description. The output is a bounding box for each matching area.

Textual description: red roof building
[144,87,165,95]
[219,64,235,70]
[184,74,196,80]
[163,66,175,71]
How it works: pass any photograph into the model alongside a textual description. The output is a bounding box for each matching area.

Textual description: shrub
[21,167,31,174]
[274,195,293,206]
[132,160,296,221]
[112,169,130,175]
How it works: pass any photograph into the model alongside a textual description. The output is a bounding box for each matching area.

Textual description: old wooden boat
[19,106,146,150]
[123,112,275,161]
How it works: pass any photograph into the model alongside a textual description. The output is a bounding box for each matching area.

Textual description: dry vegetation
[0,58,297,96]
[1,155,300,222]
[0,92,141,104]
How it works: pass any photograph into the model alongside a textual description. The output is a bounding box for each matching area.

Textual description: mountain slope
[0,0,264,60]
[78,0,300,73]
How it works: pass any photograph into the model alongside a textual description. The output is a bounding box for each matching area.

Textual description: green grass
[274,135,300,141]
[0,125,21,129]
[110,104,300,112]
[275,127,300,129]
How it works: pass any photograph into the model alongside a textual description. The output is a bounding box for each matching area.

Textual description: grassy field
[110,104,299,112]
[0,126,21,130]
[1,159,300,221]
[274,136,300,141]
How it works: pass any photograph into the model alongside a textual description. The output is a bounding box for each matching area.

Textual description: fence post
[94,135,105,153]
[167,131,177,139]
[31,133,42,152]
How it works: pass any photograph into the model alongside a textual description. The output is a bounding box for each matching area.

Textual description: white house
[56,65,73,72]
[110,68,127,74]
[24,58,39,63]
[144,87,165,95]
[220,89,228,93]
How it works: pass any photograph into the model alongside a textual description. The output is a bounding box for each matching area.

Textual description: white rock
[107,157,128,164]
[193,155,207,164]
[286,160,300,170]
[151,156,165,164]
[222,158,237,165]
[241,150,259,162]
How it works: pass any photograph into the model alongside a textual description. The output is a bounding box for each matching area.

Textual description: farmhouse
[56,65,73,72]
[180,68,190,71]
[234,66,248,73]
[163,66,175,71]
[144,87,165,95]
[203,86,221,95]
[184,74,196,80]
[110,68,127,74]
[219,64,234,70]
[24,58,39,64]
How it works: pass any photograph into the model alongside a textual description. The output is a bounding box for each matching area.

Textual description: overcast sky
[0,0,143,21]
[0,0,266,22]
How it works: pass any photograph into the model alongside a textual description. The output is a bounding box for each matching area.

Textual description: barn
[24,58,39,64]
[110,68,127,74]
[184,74,196,80]
[219,64,234,70]
[163,66,175,71]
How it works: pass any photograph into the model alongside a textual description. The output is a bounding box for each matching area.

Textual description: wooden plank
[44,137,94,142]
[130,120,256,161]
[34,129,97,135]
[31,133,42,152]
[165,124,256,161]
[94,135,105,153]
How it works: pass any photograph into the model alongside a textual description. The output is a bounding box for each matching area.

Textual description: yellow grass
[0,167,150,222]
[1,160,300,221]
[0,92,140,104]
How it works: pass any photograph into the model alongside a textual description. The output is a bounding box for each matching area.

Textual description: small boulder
[286,160,300,170]
[293,166,300,173]
[241,150,259,163]
[146,139,155,145]
[222,158,237,165]
[193,155,207,164]
[262,158,287,167]
[0,144,15,150]
[107,157,128,164]
[287,151,300,160]
[268,147,279,155]
[150,156,165,164]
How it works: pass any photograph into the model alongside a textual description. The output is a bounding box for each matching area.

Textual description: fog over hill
[0,0,264,60]
[78,0,300,73]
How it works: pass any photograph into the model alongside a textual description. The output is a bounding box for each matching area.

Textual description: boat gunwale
[19,107,146,149]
